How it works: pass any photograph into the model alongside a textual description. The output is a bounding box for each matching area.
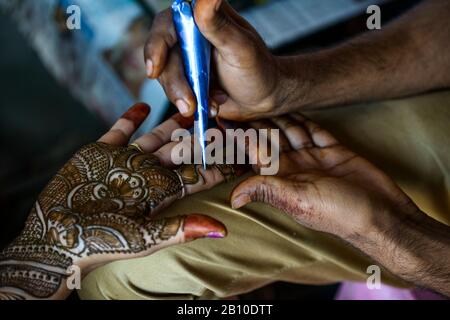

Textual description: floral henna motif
[0,142,235,299]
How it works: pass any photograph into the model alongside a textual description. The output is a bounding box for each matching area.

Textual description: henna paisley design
[0,141,234,299]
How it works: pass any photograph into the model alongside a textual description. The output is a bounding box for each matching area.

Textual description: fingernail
[176,99,191,115]
[212,93,228,105]
[231,194,251,209]
[206,231,225,239]
[209,105,218,118]
[146,59,154,78]
[121,103,151,128]
[184,215,227,241]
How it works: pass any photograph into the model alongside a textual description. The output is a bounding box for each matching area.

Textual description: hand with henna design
[0,103,236,300]
[226,114,450,297]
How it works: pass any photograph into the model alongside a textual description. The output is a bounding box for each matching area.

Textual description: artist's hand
[229,114,418,240]
[145,0,292,121]
[0,103,235,300]
[229,115,450,297]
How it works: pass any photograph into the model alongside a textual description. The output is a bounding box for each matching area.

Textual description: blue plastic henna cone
[172,0,211,169]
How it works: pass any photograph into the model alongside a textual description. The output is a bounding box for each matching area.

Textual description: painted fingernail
[184,214,227,241]
[146,59,154,78]
[121,103,151,128]
[176,99,191,115]
[231,194,251,209]
[206,231,226,239]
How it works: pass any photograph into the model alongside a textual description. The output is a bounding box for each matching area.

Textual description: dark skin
[145,0,450,119]
[146,0,450,296]
[225,114,450,297]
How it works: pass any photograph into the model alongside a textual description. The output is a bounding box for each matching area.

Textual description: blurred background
[0,0,421,299]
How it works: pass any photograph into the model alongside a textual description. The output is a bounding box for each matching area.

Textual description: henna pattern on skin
[0,264,64,299]
[0,292,25,300]
[0,142,234,299]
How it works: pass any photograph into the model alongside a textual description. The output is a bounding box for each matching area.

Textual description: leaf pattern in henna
[0,142,235,299]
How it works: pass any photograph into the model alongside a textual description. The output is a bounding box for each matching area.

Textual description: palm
[232,113,412,237]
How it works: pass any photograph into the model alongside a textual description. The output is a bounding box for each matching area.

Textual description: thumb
[182,214,227,241]
[230,176,287,210]
[146,214,227,251]
[194,0,252,57]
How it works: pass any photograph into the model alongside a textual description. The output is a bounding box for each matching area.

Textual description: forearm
[278,0,450,112]
[350,207,450,297]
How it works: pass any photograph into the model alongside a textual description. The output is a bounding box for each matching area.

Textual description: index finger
[144,9,178,79]
[98,103,151,146]
[132,113,194,153]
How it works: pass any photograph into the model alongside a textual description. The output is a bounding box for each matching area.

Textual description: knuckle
[198,10,229,33]
[151,128,167,144]
[149,12,177,47]
[213,13,230,33]
[154,10,170,25]
[254,182,273,204]
[306,120,323,133]
[157,75,172,95]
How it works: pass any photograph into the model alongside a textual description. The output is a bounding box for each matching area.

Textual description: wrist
[0,242,81,299]
[275,53,339,113]
[345,203,450,294]
[273,55,312,114]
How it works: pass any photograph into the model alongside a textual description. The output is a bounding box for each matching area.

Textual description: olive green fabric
[79,91,450,300]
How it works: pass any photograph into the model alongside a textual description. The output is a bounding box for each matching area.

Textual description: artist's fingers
[216,117,258,165]
[195,0,259,62]
[230,174,337,232]
[290,114,339,148]
[177,164,245,197]
[98,103,150,146]
[271,116,313,150]
[230,175,295,210]
[142,215,227,254]
[209,67,223,118]
[304,120,339,148]
[222,0,260,34]
[144,9,178,79]
[216,117,281,172]
[133,113,194,153]
[144,9,196,116]
[248,119,292,153]
[158,47,197,117]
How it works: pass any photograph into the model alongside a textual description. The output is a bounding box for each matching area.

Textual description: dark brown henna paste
[1,142,235,299]
[0,264,64,298]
